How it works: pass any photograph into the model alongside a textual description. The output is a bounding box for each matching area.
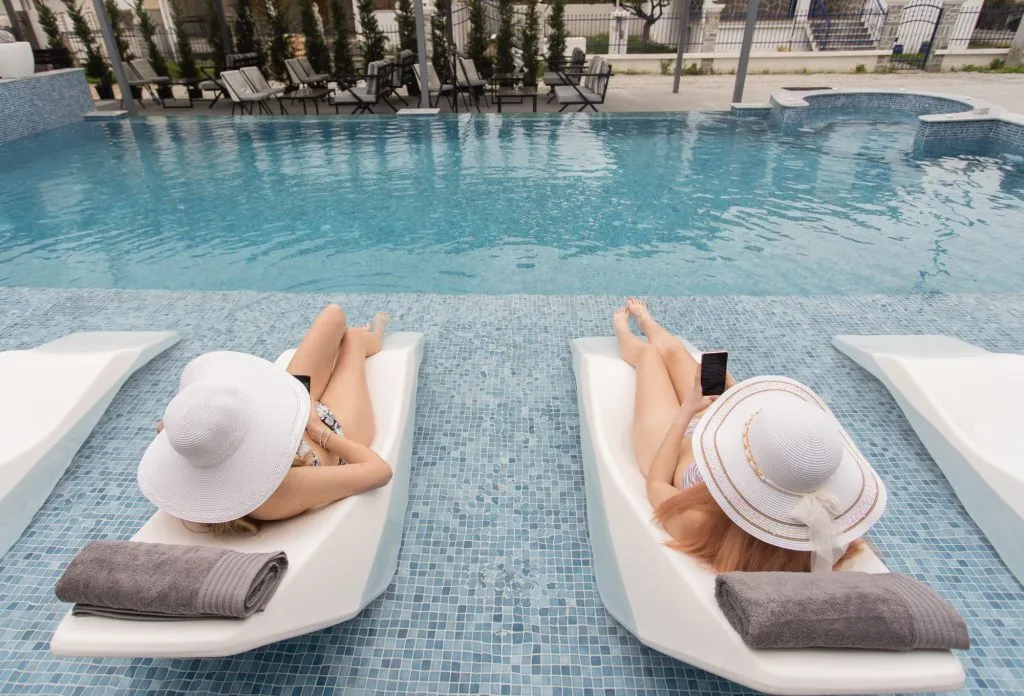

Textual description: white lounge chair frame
[51,332,424,658]
[0,331,179,559]
[572,336,964,695]
[834,334,1024,585]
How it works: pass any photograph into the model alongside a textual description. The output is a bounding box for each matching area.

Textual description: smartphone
[295,374,312,393]
[700,351,728,397]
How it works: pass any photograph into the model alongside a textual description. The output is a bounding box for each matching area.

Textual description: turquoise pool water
[1,114,1022,295]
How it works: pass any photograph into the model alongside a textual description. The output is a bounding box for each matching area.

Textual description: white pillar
[1008,8,1024,66]
[609,7,628,54]
[794,0,811,22]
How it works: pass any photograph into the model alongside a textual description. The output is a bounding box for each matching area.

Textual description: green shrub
[683,62,700,75]
[990,58,1006,70]
[854,63,866,73]
[659,58,672,75]
[34,0,64,50]
[583,33,673,54]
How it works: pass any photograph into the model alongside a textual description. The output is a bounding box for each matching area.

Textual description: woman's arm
[250,430,392,521]
[645,371,717,509]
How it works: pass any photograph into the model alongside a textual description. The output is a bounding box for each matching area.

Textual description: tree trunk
[642,20,653,50]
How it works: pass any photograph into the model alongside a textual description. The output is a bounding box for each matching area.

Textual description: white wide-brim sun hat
[692,376,886,560]
[138,351,310,524]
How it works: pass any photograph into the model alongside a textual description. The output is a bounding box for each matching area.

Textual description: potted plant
[61,0,115,98]
[329,0,354,83]
[495,0,515,86]
[171,0,202,98]
[520,0,539,87]
[134,0,172,99]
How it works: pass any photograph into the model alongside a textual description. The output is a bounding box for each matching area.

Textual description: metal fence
[961,5,1021,47]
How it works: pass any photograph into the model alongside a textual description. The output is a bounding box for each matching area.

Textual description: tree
[546,0,566,69]
[429,0,451,81]
[134,0,168,75]
[205,0,228,69]
[105,0,133,62]
[265,0,291,80]
[61,0,113,90]
[329,0,353,76]
[233,0,263,65]
[299,0,328,73]
[171,0,198,79]
[620,0,671,50]
[34,0,65,50]
[495,0,514,76]
[466,0,489,75]
[355,0,387,63]
[520,0,539,85]
[394,0,416,52]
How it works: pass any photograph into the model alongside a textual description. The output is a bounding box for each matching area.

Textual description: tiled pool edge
[0,69,95,144]
[732,89,1024,156]
[0,288,1021,695]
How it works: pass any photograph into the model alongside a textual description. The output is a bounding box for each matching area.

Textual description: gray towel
[715,571,970,651]
[55,540,288,620]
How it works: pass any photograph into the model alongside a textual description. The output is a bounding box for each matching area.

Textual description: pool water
[1,114,1023,295]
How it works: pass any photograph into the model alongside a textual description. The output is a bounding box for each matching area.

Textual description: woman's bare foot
[627,297,676,354]
[342,312,389,357]
[614,306,645,366]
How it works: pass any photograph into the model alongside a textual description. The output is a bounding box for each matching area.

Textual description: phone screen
[295,375,312,393]
[700,351,728,397]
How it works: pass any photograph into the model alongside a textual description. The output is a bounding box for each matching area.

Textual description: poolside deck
[100,72,1024,116]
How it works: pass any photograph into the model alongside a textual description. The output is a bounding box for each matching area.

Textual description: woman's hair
[654,482,863,573]
[180,452,314,536]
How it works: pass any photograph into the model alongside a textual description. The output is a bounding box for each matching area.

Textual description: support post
[700,2,722,74]
[671,0,692,93]
[731,0,758,103]
[1,0,24,41]
[1009,7,1024,67]
[90,0,136,114]
[925,0,962,72]
[414,0,429,107]
[213,0,232,57]
[874,0,905,71]
[445,0,457,112]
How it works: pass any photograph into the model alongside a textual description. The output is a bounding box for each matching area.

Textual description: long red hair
[654,482,863,573]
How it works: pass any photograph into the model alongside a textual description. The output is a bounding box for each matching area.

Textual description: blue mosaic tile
[0,69,94,144]
[0,288,1022,695]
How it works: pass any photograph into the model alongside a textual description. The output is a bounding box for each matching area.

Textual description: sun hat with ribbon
[138,351,310,524]
[691,376,886,572]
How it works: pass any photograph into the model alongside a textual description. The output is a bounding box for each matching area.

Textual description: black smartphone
[700,351,728,397]
[295,374,312,393]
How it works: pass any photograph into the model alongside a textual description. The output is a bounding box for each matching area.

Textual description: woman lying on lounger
[139,304,394,534]
[614,299,886,573]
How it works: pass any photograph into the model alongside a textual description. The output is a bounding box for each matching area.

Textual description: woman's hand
[680,370,717,416]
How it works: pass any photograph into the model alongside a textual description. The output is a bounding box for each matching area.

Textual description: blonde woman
[140,304,393,534]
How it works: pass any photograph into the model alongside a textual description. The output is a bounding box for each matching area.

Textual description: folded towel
[55,540,288,620]
[715,571,970,651]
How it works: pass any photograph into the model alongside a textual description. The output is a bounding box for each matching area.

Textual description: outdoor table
[162,77,205,109]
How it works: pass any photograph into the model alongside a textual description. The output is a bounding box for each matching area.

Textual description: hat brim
[692,376,886,551]
[138,353,310,524]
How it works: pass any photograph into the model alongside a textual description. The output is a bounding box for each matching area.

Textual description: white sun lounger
[833,334,1024,585]
[571,337,964,695]
[51,332,424,658]
[0,331,179,560]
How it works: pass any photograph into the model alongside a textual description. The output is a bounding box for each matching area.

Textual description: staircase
[808,0,883,50]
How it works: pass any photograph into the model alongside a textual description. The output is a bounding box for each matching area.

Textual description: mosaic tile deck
[0,288,1022,695]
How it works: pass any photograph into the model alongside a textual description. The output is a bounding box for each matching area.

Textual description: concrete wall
[0,68,93,143]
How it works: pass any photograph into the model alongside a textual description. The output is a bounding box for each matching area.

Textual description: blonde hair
[181,452,314,536]
[654,482,864,573]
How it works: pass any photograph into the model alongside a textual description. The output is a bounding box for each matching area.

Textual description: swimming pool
[1,114,1023,295]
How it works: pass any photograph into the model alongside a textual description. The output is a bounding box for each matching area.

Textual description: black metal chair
[543,47,585,103]
[330,60,397,114]
[553,56,612,113]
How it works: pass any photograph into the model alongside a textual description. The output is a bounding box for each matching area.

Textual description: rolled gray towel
[715,571,970,651]
[55,540,288,620]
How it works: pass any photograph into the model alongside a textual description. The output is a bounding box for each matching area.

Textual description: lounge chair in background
[220,70,278,115]
[570,336,965,695]
[413,62,454,110]
[391,50,417,106]
[554,56,612,112]
[833,334,1024,585]
[125,59,170,107]
[330,60,396,114]
[285,57,329,90]
[456,56,489,111]
[543,47,586,102]
[0,331,179,560]
[50,333,425,658]
[240,66,287,98]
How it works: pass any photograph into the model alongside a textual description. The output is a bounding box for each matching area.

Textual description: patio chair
[286,57,329,89]
[220,70,277,115]
[329,60,397,114]
[543,47,585,102]
[391,50,417,106]
[240,65,287,98]
[553,56,612,113]
[412,62,454,109]
[456,56,489,110]
[126,58,171,107]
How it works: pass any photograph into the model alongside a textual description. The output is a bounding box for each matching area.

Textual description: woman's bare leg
[614,307,680,477]
[286,304,348,401]
[627,298,700,404]
[319,313,388,447]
